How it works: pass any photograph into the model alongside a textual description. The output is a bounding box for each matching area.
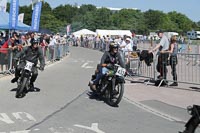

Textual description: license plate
[24,61,34,71]
[116,67,126,77]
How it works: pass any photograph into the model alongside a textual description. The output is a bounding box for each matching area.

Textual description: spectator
[120,37,133,70]
[160,35,178,86]
[149,30,169,82]
[0,34,5,47]
[0,37,15,72]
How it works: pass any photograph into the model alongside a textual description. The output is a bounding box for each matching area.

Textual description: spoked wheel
[16,77,27,98]
[106,83,124,107]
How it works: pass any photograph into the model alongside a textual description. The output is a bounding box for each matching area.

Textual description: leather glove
[13,58,19,68]
[106,63,113,69]
[39,66,44,71]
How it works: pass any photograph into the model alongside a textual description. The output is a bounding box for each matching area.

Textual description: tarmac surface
[125,76,200,108]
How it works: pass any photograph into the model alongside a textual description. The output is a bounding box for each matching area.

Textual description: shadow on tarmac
[10,87,41,98]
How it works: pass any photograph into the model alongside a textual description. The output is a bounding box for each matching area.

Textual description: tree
[52,4,78,24]
[168,11,193,32]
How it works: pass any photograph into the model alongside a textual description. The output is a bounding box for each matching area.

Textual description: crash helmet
[31,39,39,46]
[109,42,119,51]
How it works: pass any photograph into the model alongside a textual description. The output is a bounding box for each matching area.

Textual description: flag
[9,0,19,29]
[66,25,71,35]
[18,13,24,23]
[0,0,7,12]
[30,1,42,31]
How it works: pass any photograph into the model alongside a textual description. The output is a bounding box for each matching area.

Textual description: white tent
[96,29,132,37]
[73,29,96,37]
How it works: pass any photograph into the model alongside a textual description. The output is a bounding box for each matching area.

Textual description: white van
[164,32,179,40]
[187,30,200,40]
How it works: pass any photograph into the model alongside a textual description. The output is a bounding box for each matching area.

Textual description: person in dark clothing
[160,35,178,86]
[89,42,125,90]
[149,30,169,80]
[11,39,45,90]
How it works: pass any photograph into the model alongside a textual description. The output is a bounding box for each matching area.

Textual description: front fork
[111,77,116,92]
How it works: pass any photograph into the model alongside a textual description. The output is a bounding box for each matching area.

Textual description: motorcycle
[15,60,39,98]
[89,64,126,106]
[179,105,200,133]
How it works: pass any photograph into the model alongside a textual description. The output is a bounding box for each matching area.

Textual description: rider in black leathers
[89,42,125,90]
[11,39,45,90]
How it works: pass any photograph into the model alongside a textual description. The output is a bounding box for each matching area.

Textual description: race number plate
[25,61,34,71]
[116,67,126,77]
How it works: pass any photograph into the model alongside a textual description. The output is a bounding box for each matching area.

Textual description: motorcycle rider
[11,39,45,90]
[89,42,125,91]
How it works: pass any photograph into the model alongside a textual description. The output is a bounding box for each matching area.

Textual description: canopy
[73,29,96,37]
[96,29,132,37]
[0,12,30,31]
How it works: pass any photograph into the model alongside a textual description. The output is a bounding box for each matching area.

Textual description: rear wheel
[106,83,124,107]
[16,77,27,98]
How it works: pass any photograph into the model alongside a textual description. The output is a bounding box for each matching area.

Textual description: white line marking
[0,113,14,124]
[81,63,88,68]
[74,123,105,133]
[123,97,184,122]
[10,130,31,133]
[12,112,36,122]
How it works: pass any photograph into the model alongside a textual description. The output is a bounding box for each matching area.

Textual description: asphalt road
[0,46,191,133]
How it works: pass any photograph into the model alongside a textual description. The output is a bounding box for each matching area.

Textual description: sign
[18,13,24,23]
[30,1,42,31]
[66,24,71,35]
[0,0,7,12]
[9,0,19,29]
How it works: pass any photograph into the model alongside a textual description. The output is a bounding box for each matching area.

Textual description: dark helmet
[31,39,39,46]
[109,42,119,50]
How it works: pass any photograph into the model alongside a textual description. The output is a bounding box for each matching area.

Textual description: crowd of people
[0,29,180,87]
[70,31,179,87]
[0,31,70,73]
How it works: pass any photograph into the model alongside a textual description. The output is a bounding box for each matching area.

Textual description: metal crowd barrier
[64,38,200,86]
[0,43,69,75]
[125,49,200,85]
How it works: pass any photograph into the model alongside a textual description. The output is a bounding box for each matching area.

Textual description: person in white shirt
[120,37,133,70]
[48,36,58,61]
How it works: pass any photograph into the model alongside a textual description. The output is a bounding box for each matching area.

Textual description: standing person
[48,35,57,61]
[120,37,133,70]
[149,30,169,82]
[160,35,178,86]
[0,36,16,72]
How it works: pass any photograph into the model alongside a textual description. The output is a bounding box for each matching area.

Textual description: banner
[0,0,7,12]
[18,13,24,23]
[30,1,42,31]
[9,0,19,29]
[66,25,71,35]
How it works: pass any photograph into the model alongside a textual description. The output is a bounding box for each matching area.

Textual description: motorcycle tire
[16,77,27,98]
[106,83,124,107]
[182,116,200,133]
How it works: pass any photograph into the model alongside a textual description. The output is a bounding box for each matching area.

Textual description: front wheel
[16,77,28,98]
[182,116,200,133]
[106,83,124,107]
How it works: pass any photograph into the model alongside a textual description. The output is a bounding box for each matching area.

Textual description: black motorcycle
[89,64,126,106]
[15,60,38,98]
[180,105,200,133]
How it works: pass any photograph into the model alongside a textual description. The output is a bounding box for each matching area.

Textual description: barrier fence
[76,39,200,85]
[0,43,69,75]
[1,38,199,86]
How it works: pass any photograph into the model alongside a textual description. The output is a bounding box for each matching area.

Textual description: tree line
[8,1,200,34]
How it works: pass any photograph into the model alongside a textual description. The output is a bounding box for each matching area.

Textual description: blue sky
[19,0,200,22]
